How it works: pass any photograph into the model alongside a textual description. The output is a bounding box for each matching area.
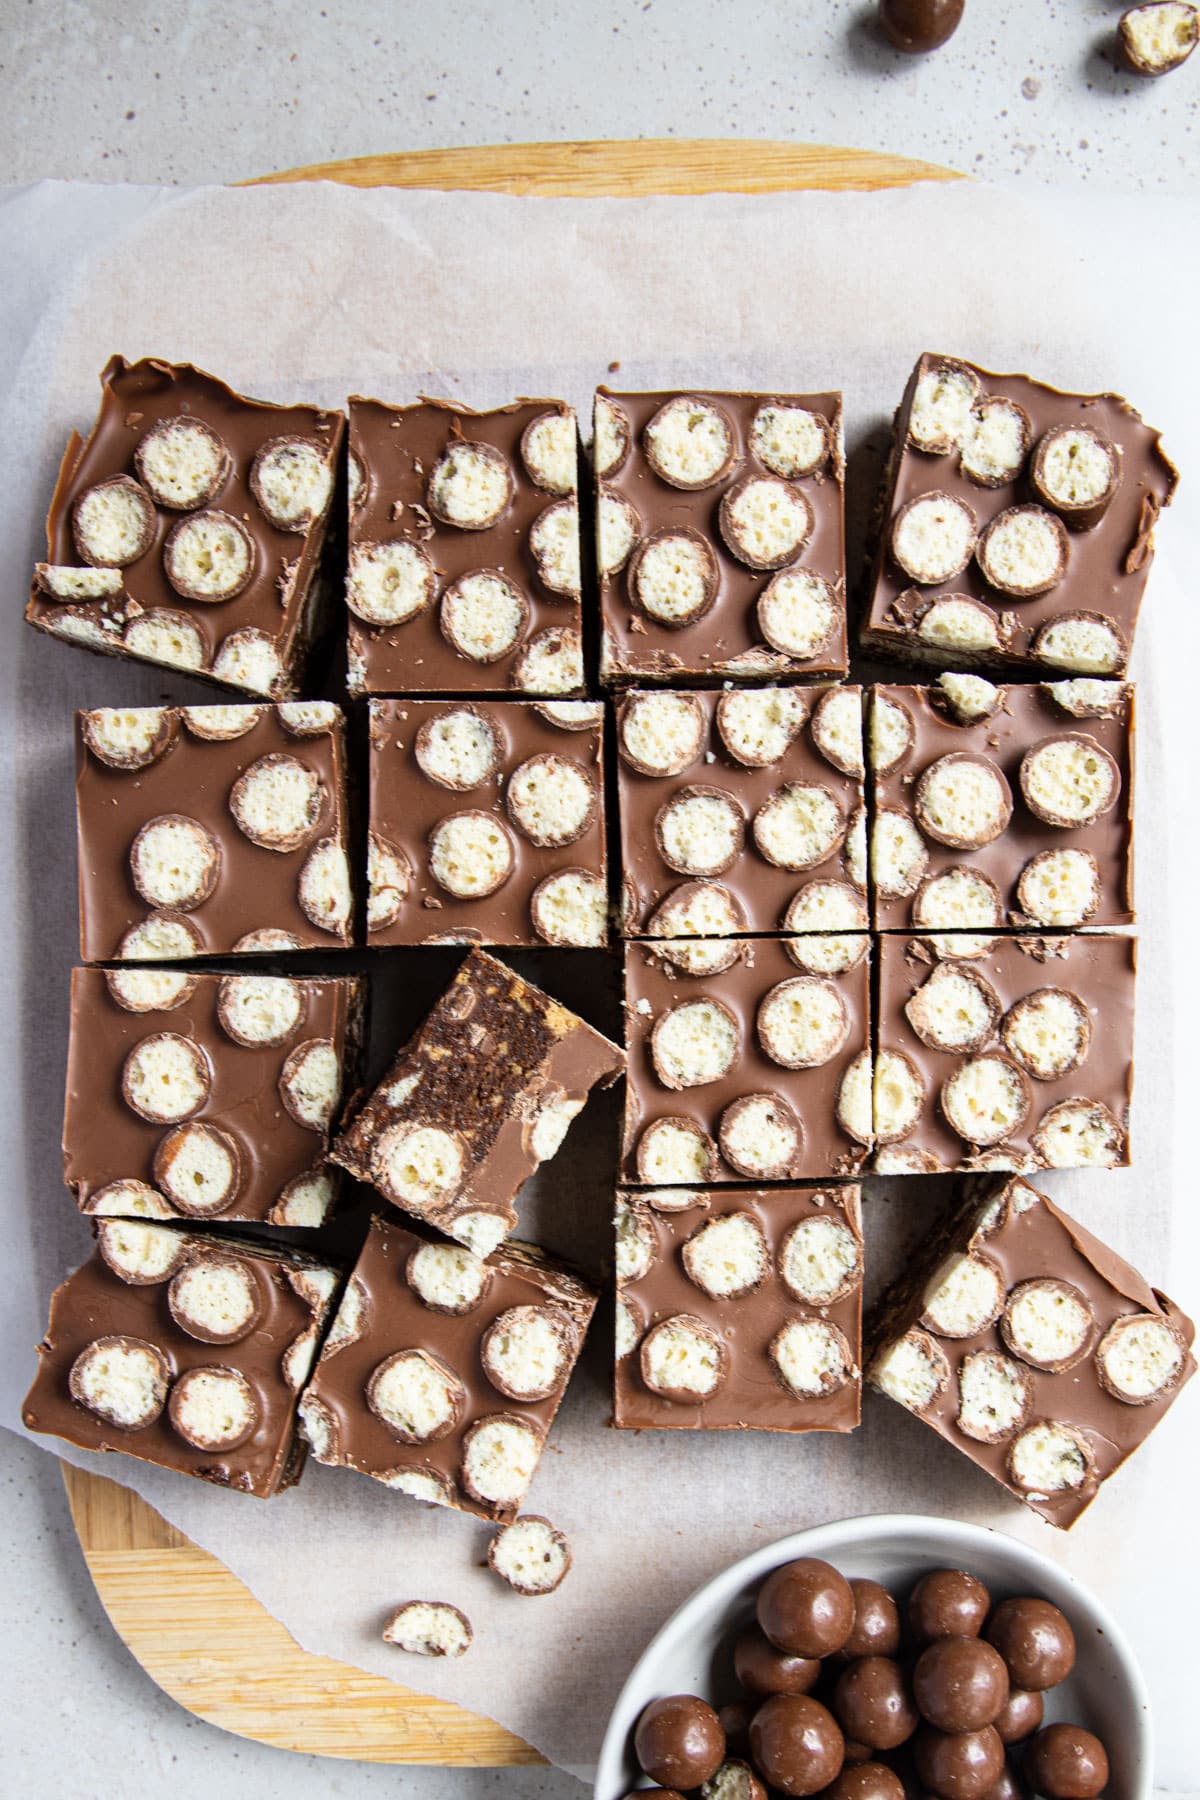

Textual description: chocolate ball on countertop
[914,1725,1005,1800]
[840,1580,903,1662]
[634,1694,726,1790]
[993,1687,1044,1746]
[736,1622,823,1698]
[913,1638,1010,1734]
[621,1790,686,1799]
[758,1559,856,1658]
[821,1761,908,1800]
[908,1571,991,1645]
[878,0,965,53]
[1024,1724,1109,1799]
[981,1766,1030,1800]
[985,1601,1076,1693]
[833,1657,919,1752]
[750,1693,846,1797]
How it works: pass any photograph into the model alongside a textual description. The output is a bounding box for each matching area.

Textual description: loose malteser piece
[1118,2,1199,73]
[345,396,584,696]
[298,1215,596,1520]
[488,1514,572,1595]
[334,950,622,1253]
[367,699,607,947]
[618,685,864,936]
[64,968,363,1225]
[872,934,1132,1174]
[614,1184,863,1432]
[383,1600,473,1657]
[861,352,1176,675]
[23,1229,339,1496]
[867,1175,1195,1527]
[623,938,870,1184]
[28,357,343,695]
[867,683,1133,931]
[597,387,847,684]
[75,704,353,961]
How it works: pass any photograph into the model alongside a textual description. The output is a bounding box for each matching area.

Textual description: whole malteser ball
[878,0,965,53]
[908,1571,991,1645]
[913,1638,1010,1734]
[993,1687,1044,1745]
[822,1761,907,1800]
[757,1559,856,1658]
[1024,1724,1110,1799]
[833,1657,919,1752]
[736,1623,823,1698]
[620,1790,686,1799]
[634,1694,726,1789]
[840,1580,902,1661]
[913,1724,1005,1800]
[985,1599,1076,1693]
[750,1694,846,1797]
[981,1767,1026,1800]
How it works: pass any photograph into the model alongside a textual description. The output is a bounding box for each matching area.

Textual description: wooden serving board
[63,137,957,1767]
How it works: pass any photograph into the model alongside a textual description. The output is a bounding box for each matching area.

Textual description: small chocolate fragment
[757,1557,855,1657]
[879,0,964,53]
[985,1598,1075,1691]
[382,1599,473,1658]
[908,1569,990,1643]
[1118,2,1199,75]
[912,1638,1010,1734]
[1023,1723,1109,1798]
[487,1514,571,1595]
[749,1694,844,1798]
[635,1694,726,1789]
[832,1657,919,1752]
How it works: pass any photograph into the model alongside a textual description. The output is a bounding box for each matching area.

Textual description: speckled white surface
[1,4,1197,1796]
[0,0,1196,190]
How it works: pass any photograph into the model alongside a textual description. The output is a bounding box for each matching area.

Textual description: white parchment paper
[1,178,1198,1784]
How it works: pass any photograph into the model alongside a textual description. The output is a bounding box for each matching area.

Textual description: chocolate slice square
[346,397,584,697]
[873,933,1134,1176]
[65,967,365,1227]
[23,1226,341,1498]
[28,356,344,697]
[75,702,353,961]
[868,1175,1195,1528]
[859,352,1176,676]
[596,388,847,685]
[367,697,607,947]
[868,678,1134,933]
[298,1213,597,1521]
[615,1183,863,1433]
[621,936,872,1186]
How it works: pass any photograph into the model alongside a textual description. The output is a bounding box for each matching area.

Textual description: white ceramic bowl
[595,1512,1151,1799]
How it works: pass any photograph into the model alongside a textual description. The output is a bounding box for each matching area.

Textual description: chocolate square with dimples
[868,1175,1195,1528]
[869,676,1133,934]
[345,396,585,697]
[368,697,608,948]
[27,357,344,697]
[860,352,1176,675]
[298,1213,597,1522]
[615,683,865,939]
[873,933,1134,1176]
[621,937,872,1187]
[75,702,353,962]
[23,1224,341,1498]
[332,949,625,1258]
[64,967,365,1227]
[614,1183,863,1433]
[595,387,847,685]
